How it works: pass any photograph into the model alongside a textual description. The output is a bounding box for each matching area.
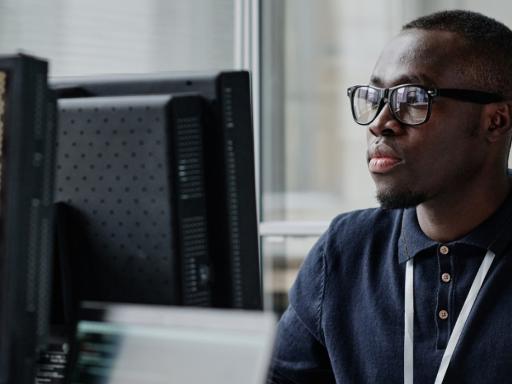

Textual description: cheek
[407,120,485,179]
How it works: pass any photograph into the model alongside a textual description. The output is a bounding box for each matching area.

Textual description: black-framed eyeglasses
[346,84,504,126]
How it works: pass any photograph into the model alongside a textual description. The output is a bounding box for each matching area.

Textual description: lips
[368,145,403,174]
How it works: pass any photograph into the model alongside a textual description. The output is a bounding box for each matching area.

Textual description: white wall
[0,0,236,76]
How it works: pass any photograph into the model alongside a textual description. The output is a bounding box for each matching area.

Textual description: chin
[376,188,427,209]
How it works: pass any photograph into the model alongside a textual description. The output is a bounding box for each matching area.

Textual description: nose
[368,103,403,137]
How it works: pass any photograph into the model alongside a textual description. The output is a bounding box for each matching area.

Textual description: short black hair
[402,10,512,98]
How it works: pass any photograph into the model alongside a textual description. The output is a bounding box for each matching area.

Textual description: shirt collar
[398,191,512,264]
[398,208,436,264]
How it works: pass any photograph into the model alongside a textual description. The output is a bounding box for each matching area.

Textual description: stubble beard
[376,188,427,209]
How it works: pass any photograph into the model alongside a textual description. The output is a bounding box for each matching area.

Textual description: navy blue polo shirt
[268,194,512,383]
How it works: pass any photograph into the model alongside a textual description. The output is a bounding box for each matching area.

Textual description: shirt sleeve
[267,232,336,384]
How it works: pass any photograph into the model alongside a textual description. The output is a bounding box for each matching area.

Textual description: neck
[416,172,511,243]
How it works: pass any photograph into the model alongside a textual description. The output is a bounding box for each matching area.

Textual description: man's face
[367,29,489,209]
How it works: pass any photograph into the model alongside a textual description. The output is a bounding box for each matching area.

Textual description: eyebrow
[369,74,438,88]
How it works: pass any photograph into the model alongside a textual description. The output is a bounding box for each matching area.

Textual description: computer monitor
[0,55,56,384]
[50,71,261,318]
[69,302,276,384]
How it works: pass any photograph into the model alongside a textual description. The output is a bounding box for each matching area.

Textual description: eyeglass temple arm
[434,89,504,104]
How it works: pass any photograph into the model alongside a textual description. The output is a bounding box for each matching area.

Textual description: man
[268,10,512,384]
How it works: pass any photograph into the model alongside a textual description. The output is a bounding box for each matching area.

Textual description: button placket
[436,244,454,349]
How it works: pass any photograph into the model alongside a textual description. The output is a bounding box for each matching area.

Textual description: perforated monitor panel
[55,94,211,305]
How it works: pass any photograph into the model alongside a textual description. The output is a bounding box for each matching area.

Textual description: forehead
[370,29,467,88]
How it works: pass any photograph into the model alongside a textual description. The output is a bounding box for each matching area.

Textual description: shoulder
[319,207,403,275]
[288,207,402,339]
[324,207,402,247]
[295,207,402,272]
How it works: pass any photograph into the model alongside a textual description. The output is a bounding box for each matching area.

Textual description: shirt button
[441,273,451,283]
[439,310,449,320]
[440,245,450,255]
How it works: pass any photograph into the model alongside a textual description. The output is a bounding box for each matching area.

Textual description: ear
[482,102,512,143]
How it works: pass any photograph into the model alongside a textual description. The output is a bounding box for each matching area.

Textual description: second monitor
[52,71,261,312]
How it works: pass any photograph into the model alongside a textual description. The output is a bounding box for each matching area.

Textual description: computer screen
[0,54,56,384]
[69,302,275,384]
[50,71,261,319]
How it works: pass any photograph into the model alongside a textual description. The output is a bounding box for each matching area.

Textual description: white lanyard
[403,249,496,384]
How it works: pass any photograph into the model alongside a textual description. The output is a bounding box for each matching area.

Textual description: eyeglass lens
[352,87,381,125]
[352,85,430,125]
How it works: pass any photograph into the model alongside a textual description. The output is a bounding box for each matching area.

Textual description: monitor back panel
[55,94,211,306]
[53,71,262,310]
